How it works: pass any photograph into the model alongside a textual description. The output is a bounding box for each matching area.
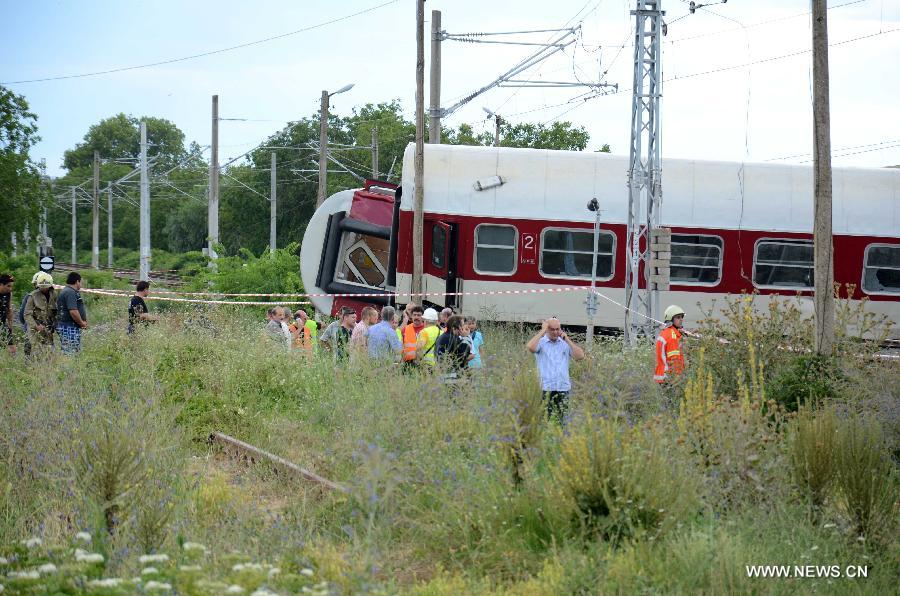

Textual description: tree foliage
[0,85,45,244]
[63,113,186,170]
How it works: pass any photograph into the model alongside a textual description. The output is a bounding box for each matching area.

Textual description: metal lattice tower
[625,0,665,345]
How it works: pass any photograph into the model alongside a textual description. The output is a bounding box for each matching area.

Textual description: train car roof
[400,143,900,237]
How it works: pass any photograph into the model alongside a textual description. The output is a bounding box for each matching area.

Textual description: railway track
[53,261,184,287]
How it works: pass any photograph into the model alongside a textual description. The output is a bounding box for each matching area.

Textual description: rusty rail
[209,432,346,492]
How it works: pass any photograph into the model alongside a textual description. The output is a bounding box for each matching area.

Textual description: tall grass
[0,295,896,593]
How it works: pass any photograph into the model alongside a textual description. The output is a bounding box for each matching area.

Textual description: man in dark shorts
[128,280,157,334]
[0,273,15,354]
[57,272,88,354]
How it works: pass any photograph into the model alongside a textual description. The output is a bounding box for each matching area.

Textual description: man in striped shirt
[526,318,586,423]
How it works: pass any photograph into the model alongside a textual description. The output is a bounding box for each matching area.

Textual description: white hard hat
[664,305,686,322]
[34,272,54,288]
[423,307,439,321]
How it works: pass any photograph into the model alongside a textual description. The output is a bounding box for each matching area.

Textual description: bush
[555,417,699,542]
[789,406,837,518]
[494,360,544,486]
[833,415,897,541]
[770,354,844,412]
[193,243,303,296]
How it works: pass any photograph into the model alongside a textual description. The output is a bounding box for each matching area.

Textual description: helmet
[34,272,54,288]
[423,307,439,322]
[31,272,41,287]
[664,305,685,322]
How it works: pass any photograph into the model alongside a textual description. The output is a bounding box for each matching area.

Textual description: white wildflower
[179,565,202,572]
[139,554,169,564]
[0,583,4,592]
[182,542,207,553]
[87,578,123,588]
[300,568,314,577]
[75,550,104,564]
[811,545,819,551]
[0,557,7,565]
[301,588,313,594]
[141,567,159,576]
[37,563,57,574]
[225,586,246,594]
[823,523,836,529]
[20,537,42,549]
[251,588,278,596]
[8,570,40,579]
[74,531,92,543]
[268,567,280,578]
[232,562,265,572]
[144,580,173,592]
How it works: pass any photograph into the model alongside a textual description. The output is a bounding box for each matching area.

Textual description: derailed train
[300,143,900,336]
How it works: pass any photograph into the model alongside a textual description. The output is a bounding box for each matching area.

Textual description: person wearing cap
[415,307,441,367]
[23,272,58,357]
[0,273,16,354]
[655,305,687,384]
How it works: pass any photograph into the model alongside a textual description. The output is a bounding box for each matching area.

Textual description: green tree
[0,85,44,245]
[63,113,186,170]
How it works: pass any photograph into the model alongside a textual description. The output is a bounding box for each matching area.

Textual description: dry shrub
[833,414,897,541]
[556,417,699,543]
[789,406,837,519]
[678,349,789,512]
[495,363,544,486]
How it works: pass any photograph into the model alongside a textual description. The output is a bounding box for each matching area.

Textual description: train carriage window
[431,224,446,268]
[474,224,517,275]
[862,244,900,294]
[539,228,615,280]
[753,239,813,289]
[335,233,389,289]
[671,234,723,285]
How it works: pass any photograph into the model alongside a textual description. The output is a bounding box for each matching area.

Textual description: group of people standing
[264,302,484,379]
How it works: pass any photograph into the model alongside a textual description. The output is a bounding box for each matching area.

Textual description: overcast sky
[2,0,898,178]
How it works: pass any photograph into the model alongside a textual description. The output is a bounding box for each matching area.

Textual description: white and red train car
[300,143,900,337]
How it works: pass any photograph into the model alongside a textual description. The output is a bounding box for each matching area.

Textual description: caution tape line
[74,285,599,299]
[72,287,311,306]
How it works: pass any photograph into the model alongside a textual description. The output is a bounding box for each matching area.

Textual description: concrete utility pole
[371,127,379,178]
[428,9,442,143]
[317,84,354,208]
[493,114,501,147]
[586,198,601,346]
[139,121,150,281]
[812,0,835,355]
[624,0,666,345]
[209,95,220,261]
[318,90,329,208]
[270,152,277,256]
[107,184,113,267]
[71,188,77,263]
[413,0,426,297]
[92,150,100,268]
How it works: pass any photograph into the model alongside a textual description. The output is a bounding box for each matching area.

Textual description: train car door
[424,220,459,309]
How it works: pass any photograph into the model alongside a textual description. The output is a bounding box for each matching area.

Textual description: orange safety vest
[654,325,685,383]
[289,323,313,352]
[402,324,422,361]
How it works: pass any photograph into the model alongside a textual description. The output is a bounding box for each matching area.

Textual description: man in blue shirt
[526,317,585,422]
[367,305,402,361]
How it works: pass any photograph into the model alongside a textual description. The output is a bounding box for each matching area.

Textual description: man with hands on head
[526,317,586,423]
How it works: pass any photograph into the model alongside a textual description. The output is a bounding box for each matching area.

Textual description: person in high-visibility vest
[400,305,426,368]
[655,305,686,384]
[416,308,441,367]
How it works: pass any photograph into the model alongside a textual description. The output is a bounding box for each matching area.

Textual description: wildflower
[268,567,281,578]
[251,588,278,596]
[226,587,245,594]
[20,537,42,549]
[87,578,123,588]
[179,565,202,572]
[232,562,266,572]
[139,554,169,564]
[300,568,314,577]
[823,523,836,529]
[182,542,207,554]
[0,583,4,592]
[37,563,57,574]
[74,531,92,543]
[75,549,105,564]
[142,567,159,575]
[0,557,7,565]
[144,580,173,591]
[8,570,40,579]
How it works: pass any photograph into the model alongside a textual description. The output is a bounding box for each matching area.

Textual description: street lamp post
[317,83,355,208]
[586,197,601,347]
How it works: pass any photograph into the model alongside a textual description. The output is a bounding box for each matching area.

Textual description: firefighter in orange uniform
[655,305,686,384]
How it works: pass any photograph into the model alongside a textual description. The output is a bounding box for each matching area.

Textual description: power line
[1,0,400,85]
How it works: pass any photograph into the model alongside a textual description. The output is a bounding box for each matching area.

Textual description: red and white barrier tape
[74,285,597,299]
